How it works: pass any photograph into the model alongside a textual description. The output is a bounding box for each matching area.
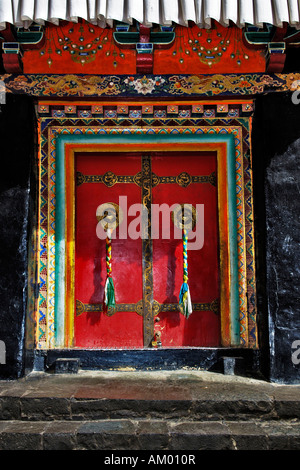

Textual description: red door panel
[152,153,220,347]
[75,153,143,348]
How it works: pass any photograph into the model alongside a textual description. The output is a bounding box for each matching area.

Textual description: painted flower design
[133,76,156,94]
[124,76,135,86]
[124,75,166,95]
[154,76,165,87]
[238,79,251,88]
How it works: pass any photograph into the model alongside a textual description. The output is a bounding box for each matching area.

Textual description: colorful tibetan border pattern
[1,72,296,98]
[36,104,257,349]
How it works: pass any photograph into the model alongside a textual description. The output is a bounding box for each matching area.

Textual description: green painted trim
[226,137,240,345]
[55,134,66,347]
[54,131,239,347]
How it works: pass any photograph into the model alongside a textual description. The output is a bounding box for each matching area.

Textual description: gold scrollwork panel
[76,299,220,317]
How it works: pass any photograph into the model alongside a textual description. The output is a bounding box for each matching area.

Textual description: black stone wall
[252,92,300,384]
[0,94,35,379]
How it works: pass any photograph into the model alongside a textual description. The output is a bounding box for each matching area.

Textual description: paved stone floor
[0,368,299,400]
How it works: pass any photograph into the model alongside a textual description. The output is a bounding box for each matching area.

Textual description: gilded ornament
[102,171,117,187]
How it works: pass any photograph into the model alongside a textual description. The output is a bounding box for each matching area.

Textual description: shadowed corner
[0,80,6,105]
[0,340,6,364]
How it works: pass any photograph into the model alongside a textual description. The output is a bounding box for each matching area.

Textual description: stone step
[1,393,299,422]
[1,371,300,422]
[0,418,299,450]
[1,389,300,421]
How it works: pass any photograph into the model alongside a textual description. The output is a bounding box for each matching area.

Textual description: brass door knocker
[171,203,197,231]
[96,202,123,232]
[172,204,197,318]
[96,202,123,310]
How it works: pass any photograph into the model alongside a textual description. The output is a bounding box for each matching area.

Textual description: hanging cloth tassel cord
[179,228,193,318]
[104,228,116,309]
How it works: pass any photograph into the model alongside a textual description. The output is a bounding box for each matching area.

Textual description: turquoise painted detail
[54,134,66,347]
[226,136,240,346]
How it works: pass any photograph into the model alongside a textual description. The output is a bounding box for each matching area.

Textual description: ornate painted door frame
[29,99,258,353]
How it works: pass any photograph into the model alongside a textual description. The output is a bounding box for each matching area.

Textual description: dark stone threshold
[33,347,262,379]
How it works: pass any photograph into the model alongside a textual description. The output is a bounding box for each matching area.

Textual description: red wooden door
[74,152,220,348]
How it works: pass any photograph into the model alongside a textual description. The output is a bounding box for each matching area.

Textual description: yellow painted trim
[36,119,42,349]
[65,148,75,347]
